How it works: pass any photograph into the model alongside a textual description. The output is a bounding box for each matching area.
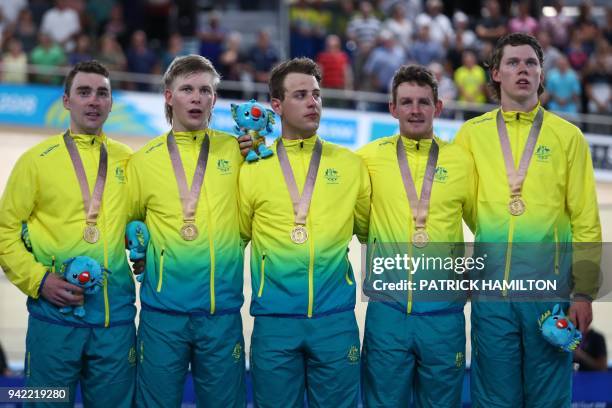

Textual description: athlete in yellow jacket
[358,65,476,407]
[0,61,136,407]
[239,58,370,408]
[454,33,601,407]
[127,55,245,408]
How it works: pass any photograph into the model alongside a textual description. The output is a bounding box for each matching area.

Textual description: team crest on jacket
[115,167,126,183]
[217,159,231,174]
[324,168,340,184]
[535,145,551,162]
[455,352,464,368]
[232,343,242,362]
[347,345,360,364]
[434,166,448,183]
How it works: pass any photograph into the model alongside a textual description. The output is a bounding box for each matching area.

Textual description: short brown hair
[269,57,322,101]
[486,33,544,101]
[64,60,110,96]
[391,65,439,104]
[162,54,220,125]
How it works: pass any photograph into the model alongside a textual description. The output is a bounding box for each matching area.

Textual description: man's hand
[237,133,253,158]
[40,273,84,307]
[131,259,145,276]
[568,298,592,334]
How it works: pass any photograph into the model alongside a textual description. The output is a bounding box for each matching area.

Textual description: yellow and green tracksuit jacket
[0,131,135,327]
[454,105,602,298]
[357,135,476,314]
[239,136,371,318]
[127,129,243,315]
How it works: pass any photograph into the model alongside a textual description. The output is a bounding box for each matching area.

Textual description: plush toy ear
[267,109,275,125]
[552,304,561,316]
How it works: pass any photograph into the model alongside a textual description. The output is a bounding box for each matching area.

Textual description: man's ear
[164,88,173,107]
[270,98,282,116]
[62,94,70,111]
[389,101,398,119]
[434,99,443,117]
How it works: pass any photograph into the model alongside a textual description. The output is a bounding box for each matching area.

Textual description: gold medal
[412,229,429,248]
[83,225,100,244]
[180,223,198,241]
[508,196,526,216]
[290,225,308,244]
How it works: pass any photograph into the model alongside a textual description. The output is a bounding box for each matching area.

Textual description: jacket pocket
[257,252,266,298]
[156,247,165,292]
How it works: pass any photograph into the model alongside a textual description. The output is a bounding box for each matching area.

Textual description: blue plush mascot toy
[538,304,582,352]
[59,256,108,317]
[125,220,150,282]
[231,99,275,162]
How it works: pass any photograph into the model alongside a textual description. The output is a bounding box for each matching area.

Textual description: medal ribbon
[496,108,543,199]
[167,131,210,224]
[276,138,323,226]
[396,136,439,231]
[63,131,108,227]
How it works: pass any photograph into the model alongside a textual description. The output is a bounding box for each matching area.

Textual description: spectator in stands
[40,0,81,52]
[537,30,562,74]
[573,2,599,56]
[316,34,352,91]
[102,4,128,49]
[2,37,28,84]
[381,0,421,24]
[363,29,406,98]
[383,3,413,52]
[11,8,38,54]
[0,0,26,27]
[0,9,8,50]
[574,328,608,371]
[346,1,381,90]
[508,0,538,36]
[68,33,93,66]
[604,7,612,45]
[408,24,445,66]
[415,0,453,48]
[475,0,507,45]
[30,32,66,85]
[567,31,589,72]
[289,0,331,59]
[198,10,226,68]
[429,61,457,118]
[162,33,187,72]
[539,0,572,51]
[454,49,487,104]
[544,55,581,114]
[126,30,159,91]
[584,40,612,116]
[247,29,279,85]
[97,34,126,73]
[218,31,247,100]
[85,0,115,35]
[448,11,479,71]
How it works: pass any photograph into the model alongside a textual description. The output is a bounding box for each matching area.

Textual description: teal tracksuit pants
[362,302,466,408]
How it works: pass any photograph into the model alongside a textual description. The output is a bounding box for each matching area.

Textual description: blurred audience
[544,55,581,114]
[2,37,28,84]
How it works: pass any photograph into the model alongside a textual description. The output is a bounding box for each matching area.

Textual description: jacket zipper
[258,253,267,297]
[156,248,165,292]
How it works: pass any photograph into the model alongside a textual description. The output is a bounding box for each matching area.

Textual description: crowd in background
[0,0,610,117]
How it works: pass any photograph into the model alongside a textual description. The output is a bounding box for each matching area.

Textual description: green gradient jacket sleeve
[0,152,47,298]
[565,127,601,299]
[354,157,371,244]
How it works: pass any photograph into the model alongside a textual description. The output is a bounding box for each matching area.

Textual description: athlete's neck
[500,95,539,113]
